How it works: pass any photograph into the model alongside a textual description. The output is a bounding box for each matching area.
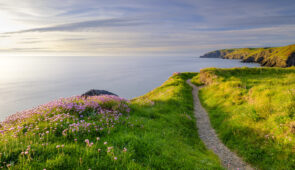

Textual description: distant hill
[200,44,295,67]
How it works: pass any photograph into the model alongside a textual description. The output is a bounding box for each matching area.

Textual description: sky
[0,0,295,57]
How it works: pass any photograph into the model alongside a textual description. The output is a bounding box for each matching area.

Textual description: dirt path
[187,80,254,170]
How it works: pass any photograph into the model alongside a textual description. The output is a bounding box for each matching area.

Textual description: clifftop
[200,44,295,67]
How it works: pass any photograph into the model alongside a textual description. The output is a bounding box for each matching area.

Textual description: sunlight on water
[0,56,259,121]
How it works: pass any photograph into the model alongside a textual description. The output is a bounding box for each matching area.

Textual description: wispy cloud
[5,18,145,34]
[0,0,294,56]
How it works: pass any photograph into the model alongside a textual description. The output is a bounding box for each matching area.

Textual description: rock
[242,56,255,62]
[257,57,264,63]
[200,50,222,58]
[81,89,118,97]
[287,52,295,67]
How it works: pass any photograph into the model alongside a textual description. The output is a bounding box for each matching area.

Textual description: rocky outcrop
[82,89,117,97]
[242,56,255,62]
[200,44,295,67]
[200,50,222,58]
[287,52,295,67]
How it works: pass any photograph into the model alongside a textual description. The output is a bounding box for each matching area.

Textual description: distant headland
[200,44,295,67]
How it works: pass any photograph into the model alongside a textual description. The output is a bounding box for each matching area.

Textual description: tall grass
[194,67,295,169]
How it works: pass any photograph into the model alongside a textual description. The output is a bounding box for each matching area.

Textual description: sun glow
[0,11,28,33]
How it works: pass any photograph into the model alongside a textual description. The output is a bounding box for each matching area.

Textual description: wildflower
[85,139,89,144]
[25,151,28,155]
[74,139,77,142]
[56,145,60,148]
[96,137,100,141]
[104,141,107,145]
[123,147,127,152]
[61,145,64,148]
[88,142,94,147]
[114,157,117,160]
[98,149,101,152]
[46,131,49,134]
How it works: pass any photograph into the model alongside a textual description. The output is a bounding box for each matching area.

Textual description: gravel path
[187,80,254,170]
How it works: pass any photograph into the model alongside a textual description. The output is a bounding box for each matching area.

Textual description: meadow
[194,67,295,169]
[0,73,223,169]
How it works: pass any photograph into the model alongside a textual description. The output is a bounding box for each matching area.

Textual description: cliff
[200,44,295,67]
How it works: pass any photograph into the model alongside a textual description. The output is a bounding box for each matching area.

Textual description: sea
[0,56,259,121]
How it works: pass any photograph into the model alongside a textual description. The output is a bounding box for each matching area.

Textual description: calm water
[0,56,259,120]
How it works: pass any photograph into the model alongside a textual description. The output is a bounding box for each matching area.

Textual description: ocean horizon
[0,55,259,121]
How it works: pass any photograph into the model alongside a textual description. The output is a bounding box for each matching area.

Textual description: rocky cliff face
[287,52,295,67]
[200,44,295,67]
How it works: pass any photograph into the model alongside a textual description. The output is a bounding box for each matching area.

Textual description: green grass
[190,74,204,86]
[193,67,295,169]
[0,72,223,169]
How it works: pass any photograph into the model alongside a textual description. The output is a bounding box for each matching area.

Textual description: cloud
[182,0,295,31]
[0,0,295,56]
[19,40,42,44]
[5,18,145,34]
[0,47,47,52]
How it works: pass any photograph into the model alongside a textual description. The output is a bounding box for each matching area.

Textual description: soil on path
[187,80,254,170]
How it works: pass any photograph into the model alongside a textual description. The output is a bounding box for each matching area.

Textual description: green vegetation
[0,72,223,169]
[201,44,295,67]
[193,67,295,169]
[190,74,204,86]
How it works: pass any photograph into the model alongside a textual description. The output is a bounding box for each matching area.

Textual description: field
[0,73,222,169]
[194,67,295,169]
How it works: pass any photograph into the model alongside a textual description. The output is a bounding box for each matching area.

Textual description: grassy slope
[202,44,295,67]
[193,67,295,169]
[0,73,223,169]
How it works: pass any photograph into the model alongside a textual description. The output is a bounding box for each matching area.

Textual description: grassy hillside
[193,67,295,169]
[0,73,223,169]
[200,44,295,67]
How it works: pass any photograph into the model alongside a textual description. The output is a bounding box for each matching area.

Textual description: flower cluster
[0,95,129,136]
[0,95,130,168]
